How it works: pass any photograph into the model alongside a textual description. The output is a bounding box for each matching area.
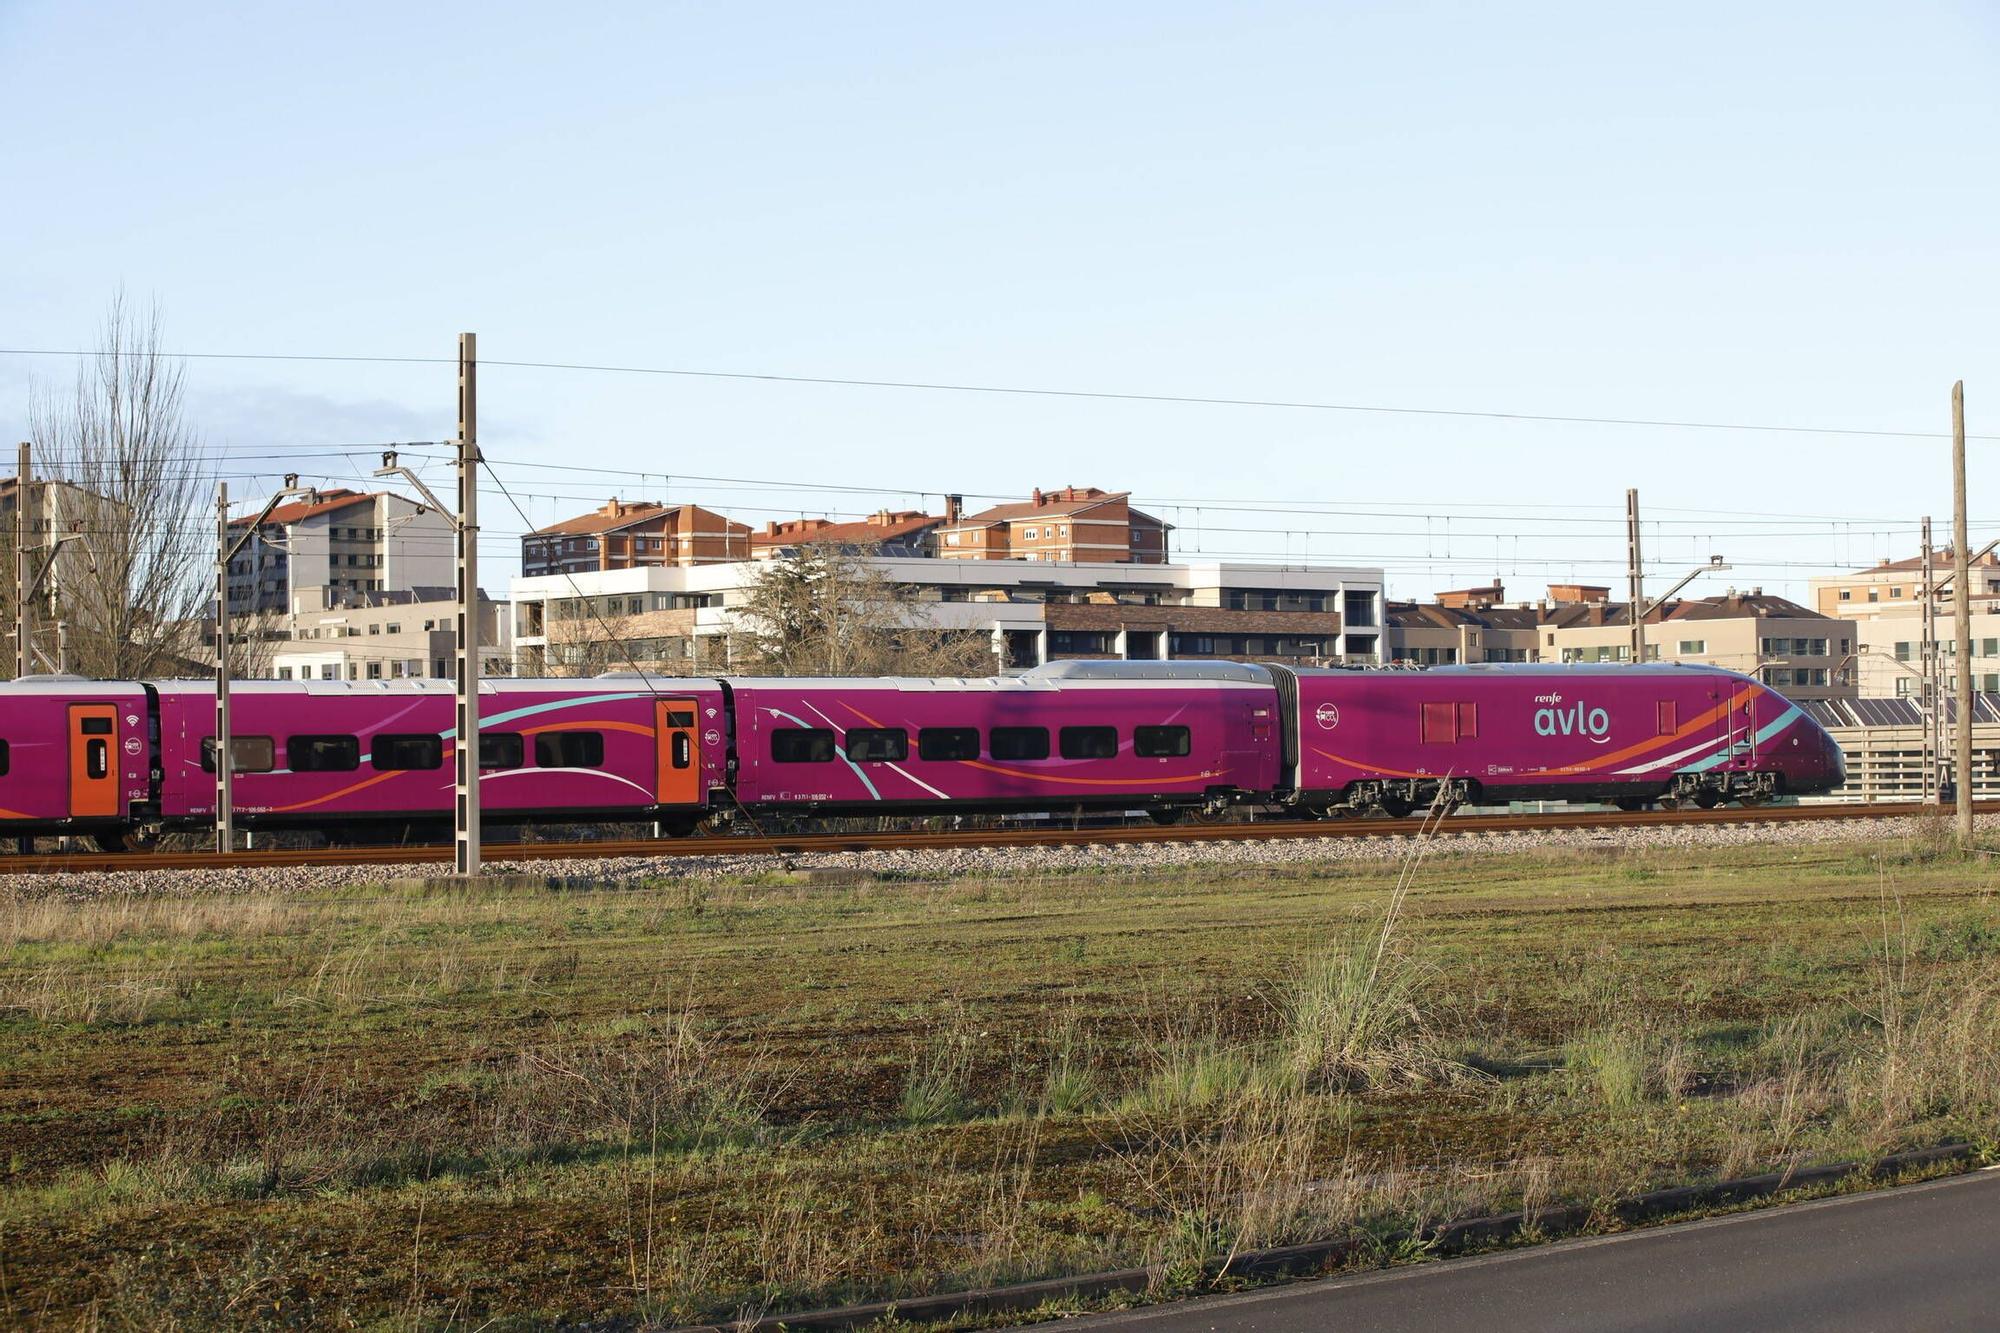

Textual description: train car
[727,660,1283,819]
[0,678,155,849]
[1282,662,1845,815]
[148,676,726,839]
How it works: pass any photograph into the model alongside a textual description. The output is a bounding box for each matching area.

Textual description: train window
[287,734,359,772]
[0,739,9,776]
[1134,725,1191,758]
[200,736,277,774]
[845,727,908,762]
[770,728,835,763]
[80,717,113,735]
[479,733,525,769]
[672,733,692,769]
[663,709,695,727]
[371,733,443,771]
[1060,726,1118,760]
[537,731,605,768]
[1420,703,1456,744]
[990,726,1050,760]
[918,727,980,761]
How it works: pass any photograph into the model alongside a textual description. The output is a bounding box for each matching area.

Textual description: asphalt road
[1053,1169,2000,1333]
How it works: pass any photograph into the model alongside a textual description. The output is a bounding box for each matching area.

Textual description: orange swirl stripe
[271,717,652,813]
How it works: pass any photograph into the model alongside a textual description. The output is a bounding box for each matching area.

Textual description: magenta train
[0,661,1845,849]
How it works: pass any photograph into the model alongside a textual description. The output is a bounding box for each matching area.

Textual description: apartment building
[1809,549,2000,620]
[935,487,1171,564]
[224,489,454,614]
[521,500,753,576]
[270,585,512,683]
[0,475,130,663]
[510,557,1384,676]
[1378,582,1853,700]
[1384,584,1541,665]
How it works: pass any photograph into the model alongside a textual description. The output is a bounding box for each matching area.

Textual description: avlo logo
[1315,703,1340,730]
[1533,691,1611,744]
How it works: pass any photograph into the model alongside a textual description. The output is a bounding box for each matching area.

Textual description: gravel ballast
[2,812,1986,902]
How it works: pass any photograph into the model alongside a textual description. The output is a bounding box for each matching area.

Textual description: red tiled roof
[949,488,1170,530]
[751,511,942,548]
[529,501,674,538]
[229,488,377,527]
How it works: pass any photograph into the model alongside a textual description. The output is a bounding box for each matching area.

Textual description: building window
[1839,589,1851,600]
[1048,630,1116,656]
[1678,640,1706,655]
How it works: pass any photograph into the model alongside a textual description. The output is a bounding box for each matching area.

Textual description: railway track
[0,800,1973,877]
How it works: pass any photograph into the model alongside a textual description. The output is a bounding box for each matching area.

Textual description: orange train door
[654,698,700,805]
[67,703,120,819]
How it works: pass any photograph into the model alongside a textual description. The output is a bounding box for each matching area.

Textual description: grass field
[4,828,2000,1329]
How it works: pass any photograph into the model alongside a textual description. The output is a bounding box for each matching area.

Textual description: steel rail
[0,801,1976,877]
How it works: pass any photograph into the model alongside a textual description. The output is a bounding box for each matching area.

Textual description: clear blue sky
[3,1,1997,599]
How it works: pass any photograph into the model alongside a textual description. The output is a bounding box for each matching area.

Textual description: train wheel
[1147,808,1183,826]
[1693,789,1720,809]
[1614,797,1650,813]
[1379,795,1414,819]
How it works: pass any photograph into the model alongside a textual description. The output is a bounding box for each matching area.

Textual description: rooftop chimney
[1032,487,1044,506]
[945,494,962,523]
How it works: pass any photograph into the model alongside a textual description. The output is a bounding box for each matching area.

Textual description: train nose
[1825,729,1847,789]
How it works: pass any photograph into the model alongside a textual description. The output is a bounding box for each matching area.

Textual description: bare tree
[738,545,996,677]
[29,294,214,678]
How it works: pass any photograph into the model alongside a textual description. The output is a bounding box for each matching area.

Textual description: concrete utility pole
[1923,517,1938,804]
[1626,488,1646,664]
[374,333,481,876]
[215,475,318,852]
[1953,381,1973,845]
[456,333,481,877]
[13,443,27,679]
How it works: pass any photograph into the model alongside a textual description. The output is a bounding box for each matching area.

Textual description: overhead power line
[1,346,1990,442]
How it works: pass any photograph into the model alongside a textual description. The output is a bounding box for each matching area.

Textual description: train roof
[1290,662,1753,680]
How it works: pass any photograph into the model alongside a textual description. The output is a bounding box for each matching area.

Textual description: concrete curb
[670,1142,1980,1332]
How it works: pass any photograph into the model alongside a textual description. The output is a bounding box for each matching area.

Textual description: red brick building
[522,500,752,576]
[936,487,1170,564]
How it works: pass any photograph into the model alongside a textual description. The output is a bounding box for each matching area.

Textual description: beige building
[1809,550,2000,621]
[1538,591,1853,701]
[1380,583,1853,700]
[271,585,512,682]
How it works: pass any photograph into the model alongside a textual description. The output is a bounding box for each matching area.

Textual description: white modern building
[509,556,1386,676]
[226,489,456,614]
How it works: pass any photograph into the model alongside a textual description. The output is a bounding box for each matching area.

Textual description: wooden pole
[13,443,28,679]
